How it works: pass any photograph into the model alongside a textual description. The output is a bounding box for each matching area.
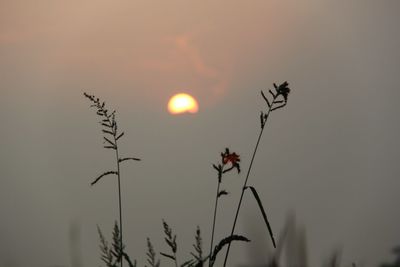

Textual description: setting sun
[168,93,199,114]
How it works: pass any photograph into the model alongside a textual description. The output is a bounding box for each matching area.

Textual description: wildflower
[221,148,241,173]
[274,81,290,102]
[223,152,240,165]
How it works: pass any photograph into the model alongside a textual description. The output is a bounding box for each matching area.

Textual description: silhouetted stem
[223,101,274,267]
[115,142,123,267]
[174,253,178,267]
[209,178,221,267]
[84,93,126,267]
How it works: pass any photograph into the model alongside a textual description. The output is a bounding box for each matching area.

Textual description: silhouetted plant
[190,226,205,267]
[223,82,291,266]
[146,238,160,267]
[86,83,292,267]
[97,222,137,267]
[158,219,248,267]
[177,226,209,267]
[160,220,179,267]
[98,226,114,267]
[209,235,250,267]
[209,148,241,267]
[84,92,141,267]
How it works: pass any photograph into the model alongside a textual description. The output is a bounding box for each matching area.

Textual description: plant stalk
[115,139,123,267]
[174,253,178,267]
[209,178,221,267]
[223,104,273,267]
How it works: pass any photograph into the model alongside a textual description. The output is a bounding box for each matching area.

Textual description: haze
[1,1,400,267]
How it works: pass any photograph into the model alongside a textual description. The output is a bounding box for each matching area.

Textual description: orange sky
[1,1,304,109]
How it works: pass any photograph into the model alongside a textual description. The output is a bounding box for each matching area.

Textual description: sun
[168,93,199,114]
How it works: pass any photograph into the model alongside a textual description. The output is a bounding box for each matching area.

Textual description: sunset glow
[168,93,199,114]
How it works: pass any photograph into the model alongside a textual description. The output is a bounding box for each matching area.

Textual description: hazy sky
[1,1,400,267]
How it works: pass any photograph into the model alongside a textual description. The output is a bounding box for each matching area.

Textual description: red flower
[220,148,241,173]
[223,152,240,165]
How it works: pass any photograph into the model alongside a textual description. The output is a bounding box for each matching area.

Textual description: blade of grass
[244,186,276,248]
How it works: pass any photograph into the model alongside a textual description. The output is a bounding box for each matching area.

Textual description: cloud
[143,34,229,105]
[173,35,218,78]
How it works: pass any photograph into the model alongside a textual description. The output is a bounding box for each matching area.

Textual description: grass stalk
[209,148,241,267]
[209,178,221,267]
[161,220,179,267]
[223,107,271,267]
[115,141,123,267]
[223,82,290,267]
[84,92,141,267]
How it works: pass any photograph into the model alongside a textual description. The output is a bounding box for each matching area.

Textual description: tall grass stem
[223,106,272,267]
[209,180,221,267]
[115,145,123,267]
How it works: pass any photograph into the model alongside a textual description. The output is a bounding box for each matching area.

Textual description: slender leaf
[119,157,141,163]
[160,252,175,261]
[212,164,220,172]
[261,90,271,108]
[209,235,250,267]
[102,122,112,128]
[217,190,229,198]
[91,171,118,186]
[181,259,195,267]
[244,186,276,248]
[102,129,114,136]
[269,89,275,98]
[116,132,125,140]
[103,137,116,147]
